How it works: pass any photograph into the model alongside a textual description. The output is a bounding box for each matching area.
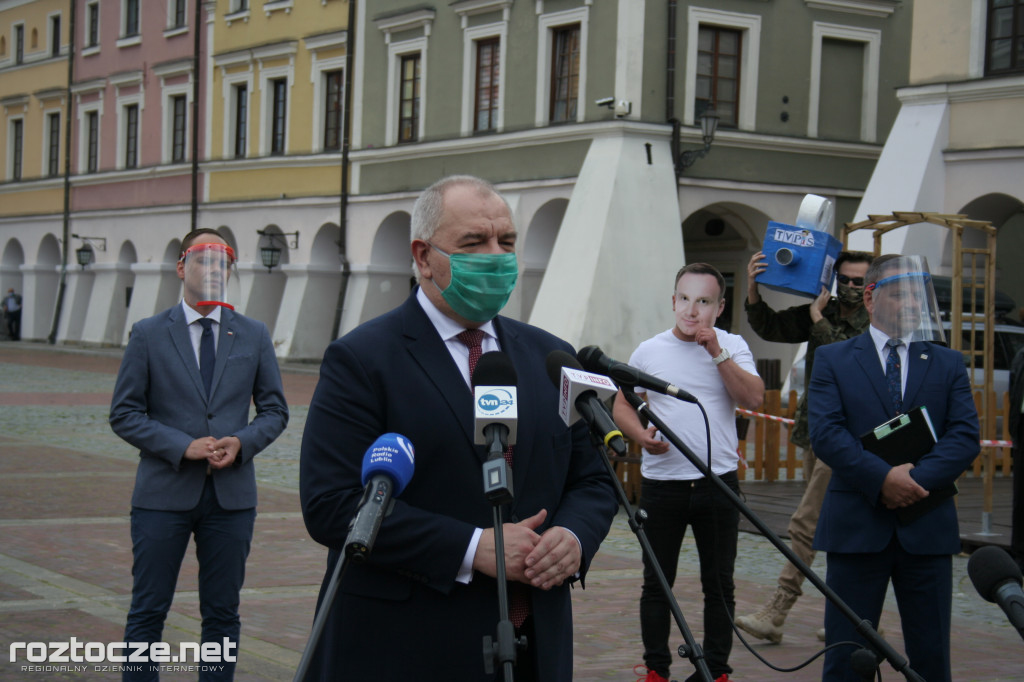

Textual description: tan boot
[735,586,799,643]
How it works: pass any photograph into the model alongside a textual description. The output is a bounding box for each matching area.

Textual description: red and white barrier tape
[735,408,1014,448]
[735,407,795,426]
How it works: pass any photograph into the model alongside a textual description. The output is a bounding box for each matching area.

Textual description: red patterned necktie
[456,328,529,627]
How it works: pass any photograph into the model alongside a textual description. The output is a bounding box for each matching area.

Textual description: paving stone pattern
[1,344,1022,681]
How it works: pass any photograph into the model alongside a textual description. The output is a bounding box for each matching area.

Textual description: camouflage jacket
[745,297,870,447]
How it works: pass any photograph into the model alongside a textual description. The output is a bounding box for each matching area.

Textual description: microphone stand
[621,390,925,682]
[481,435,527,681]
[586,426,713,682]
[292,502,383,682]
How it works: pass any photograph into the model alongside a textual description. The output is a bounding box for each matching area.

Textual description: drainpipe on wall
[666,0,682,182]
[666,0,677,123]
[48,0,76,345]
[190,0,202,231]
[331,0,356,341]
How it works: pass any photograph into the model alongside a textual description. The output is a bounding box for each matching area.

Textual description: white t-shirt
[627,328,759,480]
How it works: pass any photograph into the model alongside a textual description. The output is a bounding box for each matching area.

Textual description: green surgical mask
[427,243,518,322]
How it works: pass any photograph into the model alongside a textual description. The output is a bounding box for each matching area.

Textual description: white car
[945,320,1024,413]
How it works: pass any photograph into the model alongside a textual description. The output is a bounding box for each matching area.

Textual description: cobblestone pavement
[1,343,1022,681]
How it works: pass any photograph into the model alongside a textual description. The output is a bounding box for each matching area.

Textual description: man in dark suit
[1010,346,1024,570]
[110,228,288,681]
[809,254,979,682]
[299,175,618,681]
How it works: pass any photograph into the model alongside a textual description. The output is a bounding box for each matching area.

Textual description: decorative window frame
[162,84,191,164]
[375,8,435,44]
[6,114,25,181]
[83,1,101,56]
[535,7,589,127]
[385,38,427,146]
[460,21,507,135]
[452,0,513,27]
[164,0,189,37]
[683,6,761,130]
[12,22,26,65]
[804,0,899,19]
[224,0,251,27]
[263,0,294,18]
[117,0,141,48]
[221,68,254,159]
[47,10,63,58]
[112,71,144,170]
[808,21,880,142]
[76,98,103,174]
[259,66,293,156]
[40,107,63,177]
[306,31,347,153]
[262,0,294,17]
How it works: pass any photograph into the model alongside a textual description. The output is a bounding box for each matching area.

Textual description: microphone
[345,433,415,561]
[471,351,518,456]
[968,545,1024,642]
[545,350,627,456]
[577,345,699,404]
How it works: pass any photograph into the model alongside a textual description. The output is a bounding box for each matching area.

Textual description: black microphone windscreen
[968,545,1023,603]
[577,345,609,373]
[472,350,517,388]
[546,349,582,388]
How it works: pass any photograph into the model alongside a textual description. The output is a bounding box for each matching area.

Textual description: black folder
[859,406,958,524]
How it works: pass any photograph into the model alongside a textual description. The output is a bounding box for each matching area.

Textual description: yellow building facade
[0,0,69,218]
[206,1,347,203]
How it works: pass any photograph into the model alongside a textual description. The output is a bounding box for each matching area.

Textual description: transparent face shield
[181,243,238,310]
[865,255,945,345]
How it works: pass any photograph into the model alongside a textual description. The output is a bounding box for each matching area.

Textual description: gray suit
[110,302,287,681]
[111,303,288,510]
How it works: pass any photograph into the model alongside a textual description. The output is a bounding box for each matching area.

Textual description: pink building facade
[70,0,204,211]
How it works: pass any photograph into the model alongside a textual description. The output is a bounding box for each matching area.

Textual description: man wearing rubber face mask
[736,250,872,643]
[300,175,617,681]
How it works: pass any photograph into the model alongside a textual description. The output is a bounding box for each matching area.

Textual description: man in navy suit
[1010,345,1024,570]
[110,228,288,681]
[299,175,618,681]
[809,254,979,682]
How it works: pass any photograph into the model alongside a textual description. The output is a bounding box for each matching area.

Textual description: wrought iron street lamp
[673,107,720,173]
[256,229,299,272]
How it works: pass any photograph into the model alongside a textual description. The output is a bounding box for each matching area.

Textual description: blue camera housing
[757,221,843,298]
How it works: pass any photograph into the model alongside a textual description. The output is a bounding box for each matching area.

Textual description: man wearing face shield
[808,254,979,682]
[299,175,617,681]
[736,251,872,643]
[110,228,288,681]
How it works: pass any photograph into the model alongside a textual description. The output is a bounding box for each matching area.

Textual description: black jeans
[638,472,740,681]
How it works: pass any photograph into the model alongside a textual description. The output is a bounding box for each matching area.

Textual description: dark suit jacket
[809,331,979,555]
[299,291,618,681]
[110,303,288,510]
[1010,347,1024,439]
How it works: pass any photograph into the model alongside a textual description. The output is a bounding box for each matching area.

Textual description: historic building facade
[4,1,986,370]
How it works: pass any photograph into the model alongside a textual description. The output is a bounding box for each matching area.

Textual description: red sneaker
[633,664,671,682]
[714,675,731,682]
